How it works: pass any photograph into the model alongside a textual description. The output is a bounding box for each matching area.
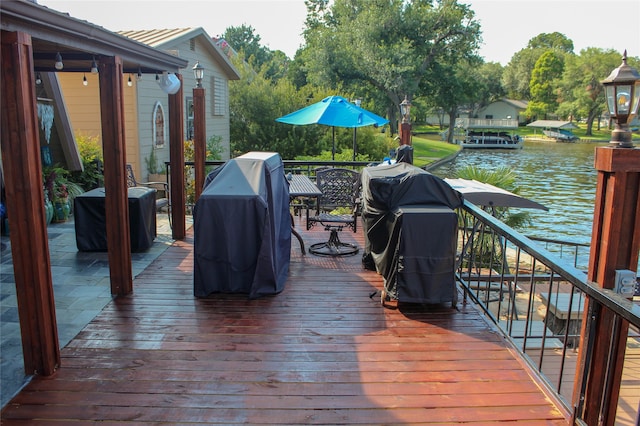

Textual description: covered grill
[193,152,291,298]
[361,163,463,305]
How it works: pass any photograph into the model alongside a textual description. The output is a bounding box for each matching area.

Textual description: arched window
[152,101,165,148]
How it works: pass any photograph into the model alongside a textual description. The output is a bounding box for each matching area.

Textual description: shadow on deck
[1,215,569,424]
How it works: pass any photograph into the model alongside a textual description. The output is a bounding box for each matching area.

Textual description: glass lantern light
[400,96,411,124]
[192,61,204,88]
[601,50,640,148]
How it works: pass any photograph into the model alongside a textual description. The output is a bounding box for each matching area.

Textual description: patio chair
[126,164,171,228]
[306,167,360,256]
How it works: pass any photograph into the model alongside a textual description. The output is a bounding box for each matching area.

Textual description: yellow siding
[57,72,141,178]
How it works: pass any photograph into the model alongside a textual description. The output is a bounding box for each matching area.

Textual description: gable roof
[120,27,240,80]
[501,99,528,110]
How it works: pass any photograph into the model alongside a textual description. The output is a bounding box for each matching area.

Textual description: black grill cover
[361,163,463,303]
[74,187,156,252]
[193,152,291,298]
[396,144,413,164]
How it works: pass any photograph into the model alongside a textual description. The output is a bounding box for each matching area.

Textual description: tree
[470,61,505,113]
[557,48,637,135]
[502,32,574,100]
[301,0,481,133]
[527,32,574,53]
[525,50,565,119]
[423,57,484,142]
[223,25,273,68]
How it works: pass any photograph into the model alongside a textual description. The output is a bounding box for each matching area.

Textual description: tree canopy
[300,0,482,132]
[221,8,640,159]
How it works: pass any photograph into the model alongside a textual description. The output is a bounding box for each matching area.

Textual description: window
[152,101,166,148]
[211,76,226,116]
[186,97,194,140]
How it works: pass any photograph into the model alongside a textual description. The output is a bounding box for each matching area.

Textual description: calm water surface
[432,140,608,268]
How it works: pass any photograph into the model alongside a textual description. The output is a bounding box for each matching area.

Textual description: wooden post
[572,146,640,425]
[98,56,133,296]
[193,86,206,202]
[1,30,60,375]
[169,74,186,240]
[399,122,411,146]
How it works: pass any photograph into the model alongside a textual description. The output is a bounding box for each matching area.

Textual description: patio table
[287,174,322,254]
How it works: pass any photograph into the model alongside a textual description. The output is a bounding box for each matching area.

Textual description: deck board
[1,218,568,424]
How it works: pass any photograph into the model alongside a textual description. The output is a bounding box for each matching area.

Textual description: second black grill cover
[361,163,464,303]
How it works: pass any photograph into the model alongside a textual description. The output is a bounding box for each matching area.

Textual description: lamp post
[192,61,206,201]
[601,50,640,148]
[193,61,204,88]
[572,51,640,425]
[399,96,412,146]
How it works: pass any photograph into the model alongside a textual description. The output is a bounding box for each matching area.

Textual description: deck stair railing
[456,200,640,425]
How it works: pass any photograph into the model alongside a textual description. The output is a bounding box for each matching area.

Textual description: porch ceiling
[0,0,188,74]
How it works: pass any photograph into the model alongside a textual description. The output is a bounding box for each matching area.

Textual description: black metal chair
[306,167,360,256]
[126,164,171,228]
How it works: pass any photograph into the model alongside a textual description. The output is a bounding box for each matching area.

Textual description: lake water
[431,139,609,270]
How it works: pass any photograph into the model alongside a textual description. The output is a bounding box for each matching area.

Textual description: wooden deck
[1,218,569,424]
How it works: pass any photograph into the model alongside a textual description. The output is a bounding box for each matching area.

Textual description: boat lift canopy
[526,120,579,130]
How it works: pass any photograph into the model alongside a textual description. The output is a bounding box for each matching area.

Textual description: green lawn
[409,133,460,168]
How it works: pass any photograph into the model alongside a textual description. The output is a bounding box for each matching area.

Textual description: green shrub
[184,135,223,207]
[70,133,103,190]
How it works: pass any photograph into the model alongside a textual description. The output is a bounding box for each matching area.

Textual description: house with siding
[476,98,528,125]
[58,27,240,181]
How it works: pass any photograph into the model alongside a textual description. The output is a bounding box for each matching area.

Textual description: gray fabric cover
[193,152,291,299]
[361,163,463,304]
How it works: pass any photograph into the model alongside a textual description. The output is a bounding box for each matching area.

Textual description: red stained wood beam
[1,30,60,376]
[98,55,133,296]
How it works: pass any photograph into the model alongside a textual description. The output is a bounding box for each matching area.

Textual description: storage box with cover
[193,152,291,298]
[361,163,463,305]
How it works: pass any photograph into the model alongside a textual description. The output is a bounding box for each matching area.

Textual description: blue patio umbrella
[276,95,389,160]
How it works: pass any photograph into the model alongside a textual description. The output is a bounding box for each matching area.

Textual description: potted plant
[145,149,166,183]
[43,166,83,223]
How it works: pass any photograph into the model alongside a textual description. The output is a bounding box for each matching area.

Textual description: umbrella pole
[332,127,335,161]
[353,128,357,161]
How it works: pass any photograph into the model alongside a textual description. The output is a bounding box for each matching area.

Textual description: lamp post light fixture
[601,50,640,148]
[193,61,204,88]
[400,95,411,124]
[399,95,412,146]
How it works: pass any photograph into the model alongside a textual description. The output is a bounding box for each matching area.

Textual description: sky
[39,0,640,65]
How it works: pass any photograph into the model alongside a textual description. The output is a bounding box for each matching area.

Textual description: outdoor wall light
[137,67,142,82]
[157,72,181,95]
[193,61,204,88]
[400,96,411,123]
[90,57,98,74]
[127,74,133,87]
[601,50,640,148]
[35,72,42,85]
[54,52,63,70]
[83,73,88,86]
